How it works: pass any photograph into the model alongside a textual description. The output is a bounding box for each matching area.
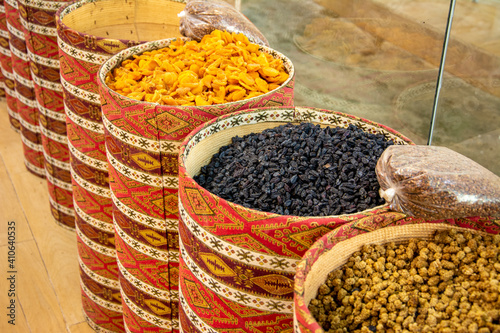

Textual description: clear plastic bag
[376,145,500,219]
[178,0,270,46]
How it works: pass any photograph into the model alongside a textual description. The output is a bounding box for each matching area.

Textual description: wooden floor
[0,101,93,333]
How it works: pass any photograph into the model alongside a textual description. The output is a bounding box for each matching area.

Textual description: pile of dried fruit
[309,229,500,333]
[105,30,289,106]
[194,123,393,216]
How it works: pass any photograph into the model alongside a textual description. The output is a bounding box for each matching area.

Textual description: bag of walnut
[376,145,500,220]
[293,217,500,333]
[178,0,269,46]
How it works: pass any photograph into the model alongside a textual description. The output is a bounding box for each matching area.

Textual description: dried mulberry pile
[309,229,500,333]
[195,123,393,216]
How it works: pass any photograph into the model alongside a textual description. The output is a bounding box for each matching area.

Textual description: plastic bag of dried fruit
[376,145,500,219]
[178,0,269,46]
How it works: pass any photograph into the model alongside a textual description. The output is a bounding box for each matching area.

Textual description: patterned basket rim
[97,36,296,109]
[178,105,415,220]
[292,17,440,75]
[292,217,500,332]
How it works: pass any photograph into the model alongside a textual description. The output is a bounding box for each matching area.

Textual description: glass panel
[432,0,500,176]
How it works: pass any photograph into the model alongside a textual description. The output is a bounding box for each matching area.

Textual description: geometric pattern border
[107,149,163,188]
[102,115,160,153]
[19,0,66,11]
[61,76,101,104]
[71,165,111,197]
[49,195,75,216]
[28,51,60,68]
[37,103,66,122]
[76,221,115,257]
[43,151,70,171]
[68,141,108,171]
[66,102,104,133]
[179,202,298,273]
[20,133,43,152]
[115,221,177,263]
[58,37,110,65]
[81,278,122,313]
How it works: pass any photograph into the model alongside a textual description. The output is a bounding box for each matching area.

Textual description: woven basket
[55,0,186,331]
[294,17,440,108]
[293,217,500,333]
[0,70,4,99]
[5,0,45,177]
[18,0,74,228]
[0,11,4,102]
[0,1,19,133]
[98,36,294,333]
[177,106,412,332]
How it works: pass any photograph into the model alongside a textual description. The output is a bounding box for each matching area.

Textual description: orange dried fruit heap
[105,30,289,106]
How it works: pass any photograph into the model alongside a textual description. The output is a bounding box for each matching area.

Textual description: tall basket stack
[5,0,45,177]
[98,33,295,332]
[0,69,4,99]
[18,0,75,228]
[177,106,412,332]
[55,0,190,331]
[0,0,19,132]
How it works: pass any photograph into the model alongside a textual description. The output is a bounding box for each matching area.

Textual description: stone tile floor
[242,0,500,175]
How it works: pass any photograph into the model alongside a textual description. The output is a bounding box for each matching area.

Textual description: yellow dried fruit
[106,30,290,106]
[309,229,500,333]
[238,72,255,86]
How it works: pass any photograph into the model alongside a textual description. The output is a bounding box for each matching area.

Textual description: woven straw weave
[56,0,187,331]
[6,0,45,177]
[177,106,412,332]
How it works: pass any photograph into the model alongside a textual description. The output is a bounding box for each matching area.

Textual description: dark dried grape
[193,123,393,216]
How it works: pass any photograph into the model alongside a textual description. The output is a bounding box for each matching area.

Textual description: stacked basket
[0,0,19,132]
[19,0,74,228]
[177,106,413,332]
[293,215,500,332]
[56,0,136,328]
[56,0,189,331]
[0,69,4,99]
[98,36,295,332]
[6,0,45,177]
